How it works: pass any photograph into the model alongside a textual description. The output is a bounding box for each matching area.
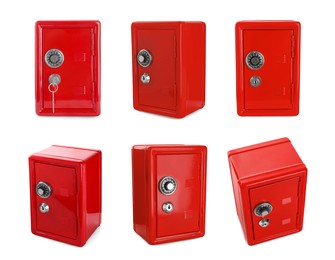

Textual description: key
[48,74,61,113]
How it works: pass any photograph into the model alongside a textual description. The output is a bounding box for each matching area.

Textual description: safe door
[32,162,77,240]
[236,21,300,116]
[133,27,177,111]
[249,177,301,242]
[35,21,100,116]
[155,153,201,237]
[244,29,293,110]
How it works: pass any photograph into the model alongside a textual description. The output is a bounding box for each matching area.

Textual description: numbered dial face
[159,176,177,195]
[246,51,264,70]
[45,49,64,68]
[137,49,152,67]
[36,182,52,198]
[254,202,273,217]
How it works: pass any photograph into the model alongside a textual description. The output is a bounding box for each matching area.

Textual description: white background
[0,0,333,258]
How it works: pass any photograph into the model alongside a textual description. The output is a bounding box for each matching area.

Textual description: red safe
[29,146,102,246]
[131,22,206,118]
[132,145,207,244]
[228,138,307,245]
[236,21,301,116]
[35,21,101,116]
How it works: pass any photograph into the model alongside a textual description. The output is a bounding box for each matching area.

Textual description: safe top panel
[236,21,301,116]
[228,138,305,180]
[35,21,101,116]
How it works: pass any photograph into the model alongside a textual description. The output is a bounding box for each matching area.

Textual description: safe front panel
[35,21,101,116]
[236,21,300,116]
[249,177,300,242]
[33,162,77,240]
[243,29,293,110]
[156,153,201,237]
[136,29,177,111]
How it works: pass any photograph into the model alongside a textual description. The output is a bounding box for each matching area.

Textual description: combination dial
[36,182,52,198]
[45,49,64,68]
[159,176,177,195]
[254,202,273,217]
[137,49,152,67]
[246,51,264,70]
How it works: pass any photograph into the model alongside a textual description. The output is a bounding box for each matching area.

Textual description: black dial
[246,51,264,70]
[36,182,52,198]
[137,49,152,67]
[45,49,64,68]
[159,176,177,195]
[254,202,273,217]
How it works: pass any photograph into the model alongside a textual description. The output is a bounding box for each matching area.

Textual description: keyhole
[162,202,174,213]
[259,218,270,228]
[141,73,150,84]
[250,76,261,87]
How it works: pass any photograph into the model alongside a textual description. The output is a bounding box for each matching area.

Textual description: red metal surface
[35,21,101,116]
[132,22,206,118]
[228,138,307,245]
[29,146,102,246]
[236,21,301,116]
[132,145,207,244]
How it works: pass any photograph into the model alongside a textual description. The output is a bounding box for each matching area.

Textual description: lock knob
[137,49,152,67]
[159,176,177,195]
[36,182,52,198]
[246,51,264,70]
[254,202,273,217]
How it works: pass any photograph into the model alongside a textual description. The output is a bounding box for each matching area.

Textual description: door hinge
[91,30,95,56]
[291,34,295,58]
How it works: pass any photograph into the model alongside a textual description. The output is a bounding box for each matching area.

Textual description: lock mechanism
[250,76,261,87]
[36,182,52,198]
[49,74,61,85]
[259,218,270,228]
[246,51,264,70]
[254,202,273,217]
[159,176,177,195]
[141,73,150,84]
[39,203,50,213]
[137,49,152,67]
[45,49,64,68]
[162,202,174,213]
